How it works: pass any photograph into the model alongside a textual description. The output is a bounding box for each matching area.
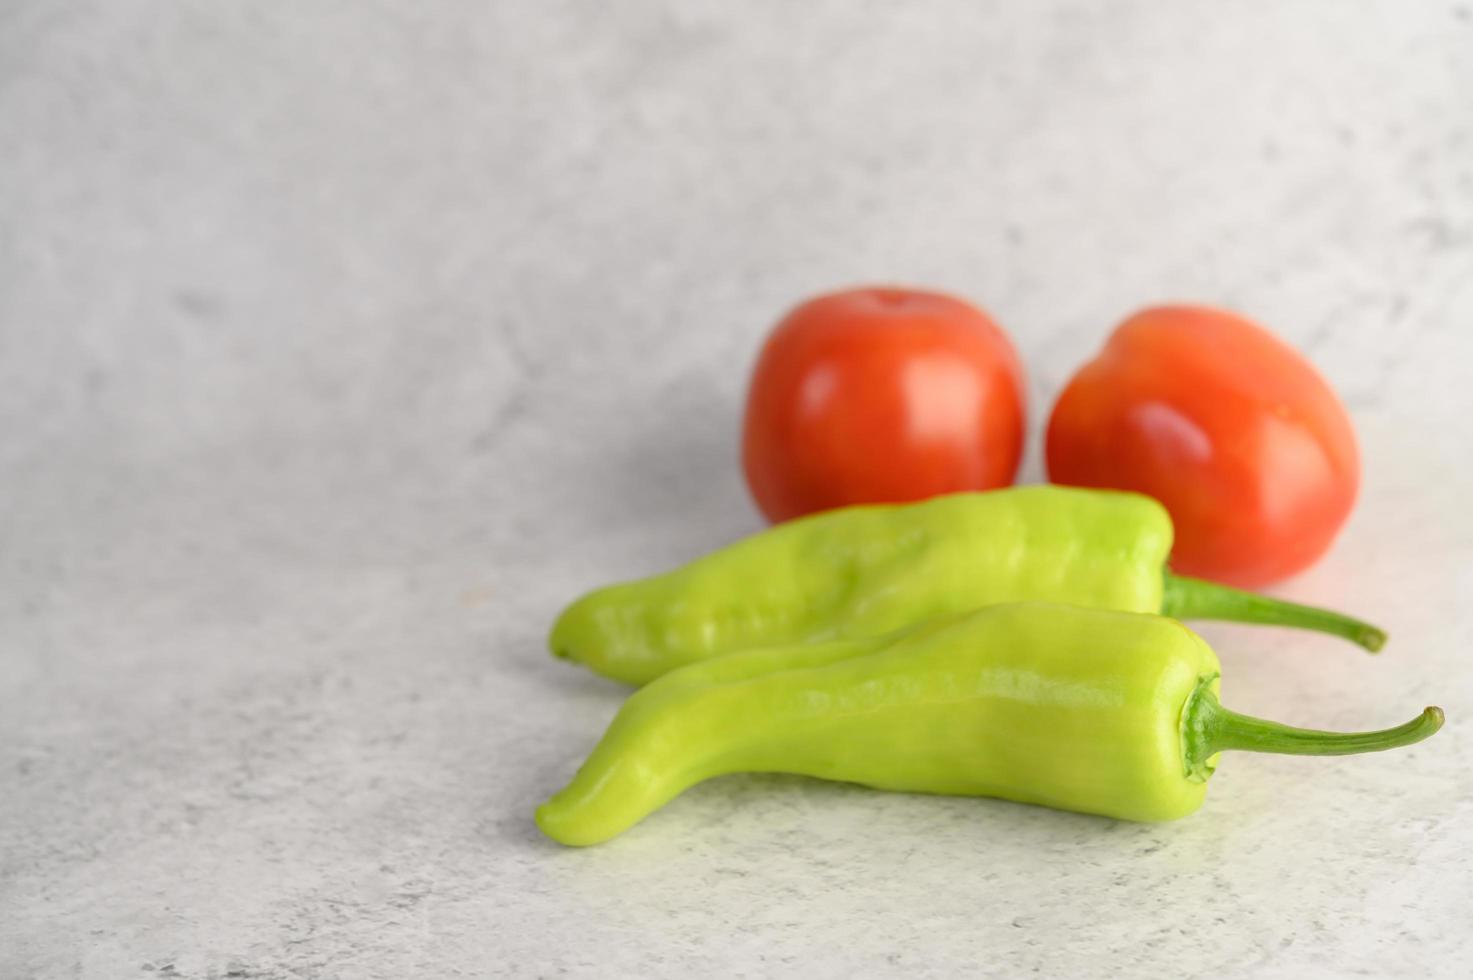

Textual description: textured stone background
[2,2,1471,977]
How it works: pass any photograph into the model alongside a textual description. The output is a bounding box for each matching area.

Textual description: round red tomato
[742,286,1025,523]
[1046,305,1360,587]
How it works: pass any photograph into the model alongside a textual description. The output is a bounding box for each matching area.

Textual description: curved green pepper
[537,603,1440,846]
[550,486,1386,685]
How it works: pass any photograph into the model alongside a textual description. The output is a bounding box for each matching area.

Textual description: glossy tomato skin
[1046,305,1359,587]
[742,287,1025,523]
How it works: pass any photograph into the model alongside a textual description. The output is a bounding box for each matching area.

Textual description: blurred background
[3,3,1471,977]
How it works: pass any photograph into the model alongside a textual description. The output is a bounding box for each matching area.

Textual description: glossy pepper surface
[537,603,1441,846]
[550,486,1385,685]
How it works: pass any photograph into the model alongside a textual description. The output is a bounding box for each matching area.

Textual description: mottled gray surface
[3,2,1472,977]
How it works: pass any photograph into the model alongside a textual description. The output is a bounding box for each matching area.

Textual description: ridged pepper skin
[537,604,1441,847]
[539,605,1214,845]
[550,486,1384,686]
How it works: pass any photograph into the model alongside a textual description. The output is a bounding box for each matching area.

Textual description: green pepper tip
[1360,626,1388,654]
[1162,573,1388,654]
[1187,687,1445,773]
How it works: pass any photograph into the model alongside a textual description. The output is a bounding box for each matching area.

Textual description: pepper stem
[1182,676,1443,780]
[1161,572,1387,653]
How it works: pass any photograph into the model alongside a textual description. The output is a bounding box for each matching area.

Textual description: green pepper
[536,603,1440,846]
[550,486,1386,685]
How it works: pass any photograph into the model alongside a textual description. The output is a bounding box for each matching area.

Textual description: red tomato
[1045,305,1360,587]
[742,286,1025,523]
